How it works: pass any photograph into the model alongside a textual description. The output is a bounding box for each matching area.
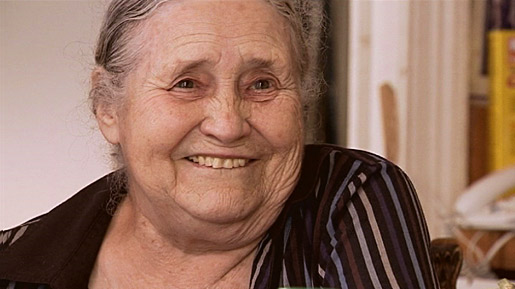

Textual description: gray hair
[90,0,326,171]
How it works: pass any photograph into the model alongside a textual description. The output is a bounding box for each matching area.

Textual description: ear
[91,67,121,145]
[96,102,121,145]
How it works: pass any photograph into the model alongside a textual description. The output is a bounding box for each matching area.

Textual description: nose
[200,95,251,144]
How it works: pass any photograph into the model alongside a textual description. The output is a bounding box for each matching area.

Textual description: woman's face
[99,0,304,241]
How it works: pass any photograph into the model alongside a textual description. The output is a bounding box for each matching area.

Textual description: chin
[187,206,258,226]
[177,188,262,225]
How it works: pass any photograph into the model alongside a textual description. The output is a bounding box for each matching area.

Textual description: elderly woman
[0,0,438,288]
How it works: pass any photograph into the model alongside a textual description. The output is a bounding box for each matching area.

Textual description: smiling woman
[95,0,305,242]
[0,1,439,289]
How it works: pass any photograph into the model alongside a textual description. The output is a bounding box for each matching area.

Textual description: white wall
[0,1,111,229]
[347,0,470,237]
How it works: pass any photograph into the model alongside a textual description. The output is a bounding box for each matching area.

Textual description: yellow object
[489,30,515,197]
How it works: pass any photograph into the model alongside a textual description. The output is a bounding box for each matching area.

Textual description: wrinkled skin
[93,0,305,287]
[96,0,304,253]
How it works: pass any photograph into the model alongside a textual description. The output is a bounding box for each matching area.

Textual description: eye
[244,77,279,102]
[167,77,206,100]
[251,79,272,90]
[173,79,195,89]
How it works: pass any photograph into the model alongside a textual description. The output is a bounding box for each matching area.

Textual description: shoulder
[303,144,418,213]
[302,144,407,192]
[304,143,397,167]
[294,144,421,235]
[300,144,429,251]
[0,216,44,251]
[0,172,114,248]
[0,172,118,284]
[299,145,437,288]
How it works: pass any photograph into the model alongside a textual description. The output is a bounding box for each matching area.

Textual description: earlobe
[96,103,121,145]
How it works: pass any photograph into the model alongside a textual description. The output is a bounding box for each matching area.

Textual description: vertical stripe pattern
[250,145,439,289]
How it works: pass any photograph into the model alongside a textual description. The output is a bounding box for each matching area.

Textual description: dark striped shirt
[0,144,438,289]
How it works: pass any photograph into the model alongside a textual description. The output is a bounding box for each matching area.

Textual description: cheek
[120,99,204,155]
[249,97,304,148]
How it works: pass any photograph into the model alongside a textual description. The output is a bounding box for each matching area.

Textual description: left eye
[174,79,195,89]
[252,79,272,90]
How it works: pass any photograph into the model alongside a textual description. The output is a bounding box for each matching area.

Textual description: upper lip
[183,152,258,160]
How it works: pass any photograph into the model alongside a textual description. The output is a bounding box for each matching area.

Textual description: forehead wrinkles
[137,0,293,50]
[144,18,291,46]
[130,0,297,76]
[142,24,293,72]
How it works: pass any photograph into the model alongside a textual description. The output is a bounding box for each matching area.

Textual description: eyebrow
[245,58,275,69]
[165,57,282,76]
[173,59,213,73]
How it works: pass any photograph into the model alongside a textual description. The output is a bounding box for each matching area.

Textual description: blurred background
[1,0,514,284]
[1,1,109,230]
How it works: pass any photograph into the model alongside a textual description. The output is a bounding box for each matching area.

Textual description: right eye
[167,77,206,101]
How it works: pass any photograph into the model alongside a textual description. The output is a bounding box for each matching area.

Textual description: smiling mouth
[186,156,252,169]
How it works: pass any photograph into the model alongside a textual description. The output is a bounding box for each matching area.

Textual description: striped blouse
[0,144,439,289]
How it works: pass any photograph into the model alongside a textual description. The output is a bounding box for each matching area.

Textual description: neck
[90,197,259,289]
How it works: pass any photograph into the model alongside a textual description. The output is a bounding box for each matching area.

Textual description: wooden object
[380,83,399,163]
[430,238,463,289]
[469,97,490,184]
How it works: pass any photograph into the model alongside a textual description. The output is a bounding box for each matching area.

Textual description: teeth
[212,158,222,168]
[223,159,233,169]
[187,156,249,169]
